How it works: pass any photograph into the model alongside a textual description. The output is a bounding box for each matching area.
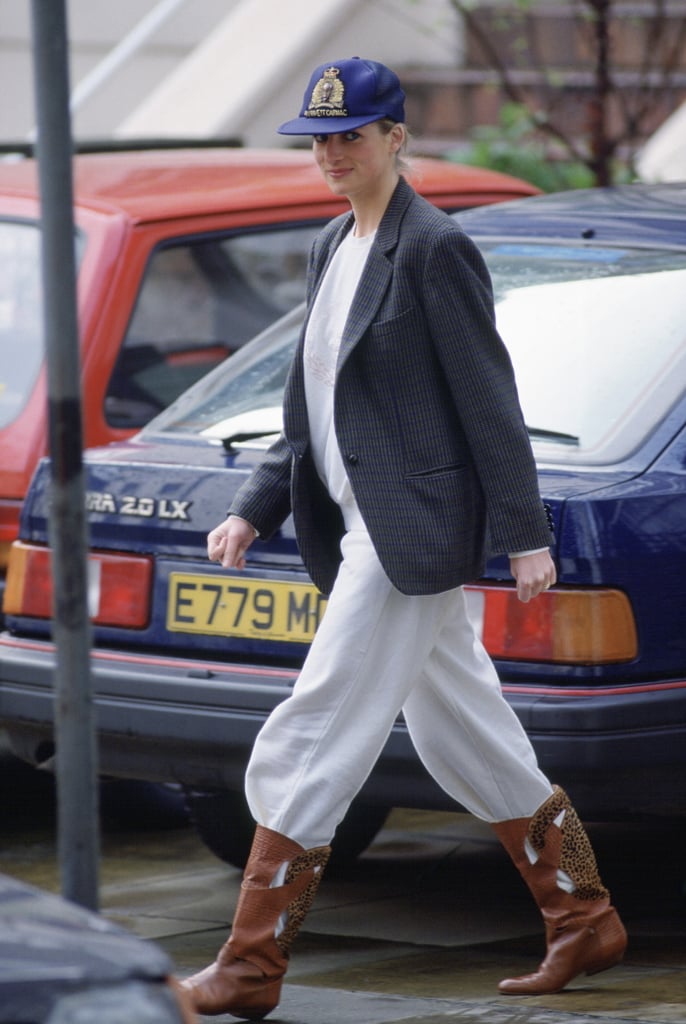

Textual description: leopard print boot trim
[276,845,331,955]
[528,786,609,901]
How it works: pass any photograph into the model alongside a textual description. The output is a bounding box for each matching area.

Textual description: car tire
[183,787,389,871]
[100,779,190,830]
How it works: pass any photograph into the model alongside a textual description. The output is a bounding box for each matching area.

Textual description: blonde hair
[378,117,413,175]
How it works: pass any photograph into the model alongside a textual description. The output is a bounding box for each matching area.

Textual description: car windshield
[146,242,686,465]
[0,219,87,431]
[0,220,44,429]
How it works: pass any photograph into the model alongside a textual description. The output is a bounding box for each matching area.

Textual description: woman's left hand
[509,550,556,603]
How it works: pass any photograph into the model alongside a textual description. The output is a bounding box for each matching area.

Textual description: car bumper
[1,633,685,819]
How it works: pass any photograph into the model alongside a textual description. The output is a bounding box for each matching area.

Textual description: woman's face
[312,122,403,202]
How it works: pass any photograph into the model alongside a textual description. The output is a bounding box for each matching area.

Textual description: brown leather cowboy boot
[181,825,330,1019]
[493,786,627,995]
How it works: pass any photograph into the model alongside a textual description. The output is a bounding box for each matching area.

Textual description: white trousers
[245,530,553,850]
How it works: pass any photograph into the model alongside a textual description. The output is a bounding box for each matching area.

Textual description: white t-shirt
[303,229,375,531]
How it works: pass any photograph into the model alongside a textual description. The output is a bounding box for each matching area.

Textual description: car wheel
[100,779,190,829]
[183,787,389,870]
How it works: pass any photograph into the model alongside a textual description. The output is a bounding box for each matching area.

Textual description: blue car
[2,183,685,864]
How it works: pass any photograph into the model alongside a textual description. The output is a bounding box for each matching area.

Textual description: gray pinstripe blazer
[230,177,552,596]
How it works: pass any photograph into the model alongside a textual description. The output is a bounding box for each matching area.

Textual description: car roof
[455,182,686,250]
[0,147,538,223]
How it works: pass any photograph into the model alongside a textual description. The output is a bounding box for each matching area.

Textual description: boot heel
[228,978,283,1021]
[585,909,627,976]
[586,950,625,977]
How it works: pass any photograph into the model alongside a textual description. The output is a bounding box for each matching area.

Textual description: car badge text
[86,491,192,521]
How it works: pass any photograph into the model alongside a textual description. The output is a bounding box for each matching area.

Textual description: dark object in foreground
[0,873,194,1023]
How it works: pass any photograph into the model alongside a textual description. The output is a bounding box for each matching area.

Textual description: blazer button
[346,453,359,465]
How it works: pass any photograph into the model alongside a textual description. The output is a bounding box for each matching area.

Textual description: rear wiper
[222,431,277,452]
[526,426,579,445]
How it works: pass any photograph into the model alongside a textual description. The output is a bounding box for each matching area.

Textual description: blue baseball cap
[278,57,406,136]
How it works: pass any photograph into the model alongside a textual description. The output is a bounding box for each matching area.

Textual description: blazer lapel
[309,213,354,304]
[286,176,417,436]
[286,213,354,447]
[337,246,391,370]
[336,177,415,373]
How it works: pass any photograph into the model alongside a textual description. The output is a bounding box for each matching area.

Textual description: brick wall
[400,1,686,148]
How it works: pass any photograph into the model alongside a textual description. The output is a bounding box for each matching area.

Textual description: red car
[0,145,538,613]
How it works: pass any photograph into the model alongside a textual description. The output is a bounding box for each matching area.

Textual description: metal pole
[29,0,99,910]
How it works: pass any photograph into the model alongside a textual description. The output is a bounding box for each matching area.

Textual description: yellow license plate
[167,572,327,643]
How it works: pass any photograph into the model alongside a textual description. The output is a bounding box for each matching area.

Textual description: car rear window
[146,243,686,466]
[104,224,321,429]
[482,244,686,462]
[0,220,43,429]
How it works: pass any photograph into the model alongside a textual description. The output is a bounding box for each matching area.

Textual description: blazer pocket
[404,465,485,536]
[405,462,467,480]
[368,305,421,340]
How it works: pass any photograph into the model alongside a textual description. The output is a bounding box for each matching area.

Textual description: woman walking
[180,56,626,1019]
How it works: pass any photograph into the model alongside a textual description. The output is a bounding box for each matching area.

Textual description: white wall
[0,0,461,146]
[0,0,237,141]
[118,0,461,146]
[0,1,38,140]
[636,100,686,182]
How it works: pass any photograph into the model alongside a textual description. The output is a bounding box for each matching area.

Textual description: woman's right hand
[207,515,257,570]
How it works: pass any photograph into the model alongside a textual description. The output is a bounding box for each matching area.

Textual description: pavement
[2,757,685,1024]
[131,813,686,1024]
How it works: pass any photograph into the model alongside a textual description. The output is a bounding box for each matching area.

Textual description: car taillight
[465,584,637,664]
[0,500,22,571]
[3,541,153,628]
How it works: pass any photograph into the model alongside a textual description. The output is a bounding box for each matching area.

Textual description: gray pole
[30,0,99,910]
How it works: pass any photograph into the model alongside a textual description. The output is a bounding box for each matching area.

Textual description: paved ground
[2,755,685,1024]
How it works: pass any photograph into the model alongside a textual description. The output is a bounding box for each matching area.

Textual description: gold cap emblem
[305,66,348,119]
